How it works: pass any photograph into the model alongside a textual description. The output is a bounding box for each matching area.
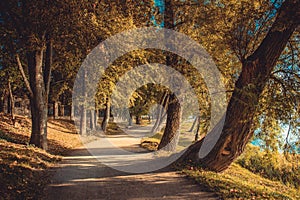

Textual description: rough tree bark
[179,0,300,172]
[158,93,181,151]
[16,33,52,149]
[27,49,47,149]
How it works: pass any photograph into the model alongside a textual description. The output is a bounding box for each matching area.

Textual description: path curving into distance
[44,125,218,200]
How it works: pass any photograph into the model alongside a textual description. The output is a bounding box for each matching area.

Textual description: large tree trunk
[23,35,52,150]
[180,0,300,172]
[157,0,182,151]
[158,93,181,151]
[101,99,110,132]
[27,49,48,149]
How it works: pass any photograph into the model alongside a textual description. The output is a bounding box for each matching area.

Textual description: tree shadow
[44,147,218,200]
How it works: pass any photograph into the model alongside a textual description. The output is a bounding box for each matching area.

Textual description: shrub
[236,144,300,188]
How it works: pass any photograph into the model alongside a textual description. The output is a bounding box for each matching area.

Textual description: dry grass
[0,113,82,155]
[0,113,82,199]
[183,163,300,199]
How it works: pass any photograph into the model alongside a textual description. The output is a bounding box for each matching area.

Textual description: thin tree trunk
[101,99,110,132]
[80,68,87,135]
[189,116,199,132]
[128,113,133,126]
[194,116,201,141]
[135,115,142,125]
[179,0,300,172]
[90,110,95,130]
[59,104,65,116]
[8,79,15,122]
[151,92,169,134]
[3,92,8,114]
[0,94,4,113]
[80,105,87,135]
[70,104,74,121]
[94,109,98,128]
[53,101,59,119]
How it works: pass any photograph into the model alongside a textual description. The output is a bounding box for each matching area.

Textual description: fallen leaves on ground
[0,113,83,199]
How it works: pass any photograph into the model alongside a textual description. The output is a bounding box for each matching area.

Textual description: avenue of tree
[0,0,299,171]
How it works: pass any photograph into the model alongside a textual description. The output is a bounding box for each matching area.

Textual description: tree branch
[16,54,33,98]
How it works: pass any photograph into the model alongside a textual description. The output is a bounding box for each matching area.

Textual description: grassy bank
[141,132,300,199]
[183,163,300,200]
[0,113,81,199]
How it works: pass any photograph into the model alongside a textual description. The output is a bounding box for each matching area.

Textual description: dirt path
[44,126,218,200]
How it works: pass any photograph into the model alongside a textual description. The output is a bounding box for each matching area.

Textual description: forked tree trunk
[27,49,47,149]
[179,0,300,172]
[101,99,110,132]
[20,34,53,150]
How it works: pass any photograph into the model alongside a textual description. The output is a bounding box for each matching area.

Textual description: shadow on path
[44,126,218,200]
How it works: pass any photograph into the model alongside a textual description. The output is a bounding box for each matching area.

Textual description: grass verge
[183,163,300,200]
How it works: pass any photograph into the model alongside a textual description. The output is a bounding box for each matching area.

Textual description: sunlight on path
[44,125,218,200]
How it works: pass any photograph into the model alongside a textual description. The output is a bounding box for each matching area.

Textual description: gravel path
[44,125,218,200]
